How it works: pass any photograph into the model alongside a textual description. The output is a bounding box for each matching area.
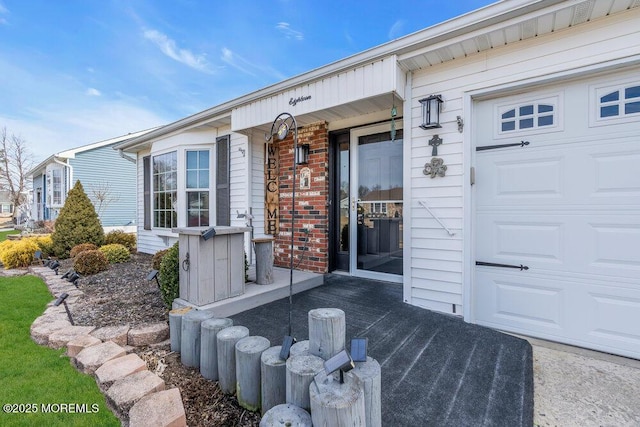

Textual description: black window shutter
[143,156,151,230]
[216,136,230,226]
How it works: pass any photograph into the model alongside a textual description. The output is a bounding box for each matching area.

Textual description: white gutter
[118,149,137,164]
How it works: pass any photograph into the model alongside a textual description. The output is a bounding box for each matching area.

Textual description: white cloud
[86,88,101,96]
[0,2,8,25]
[143,29,211,73]
[220,47,286,81]
[388,20,405,40]
[276,22,304,41]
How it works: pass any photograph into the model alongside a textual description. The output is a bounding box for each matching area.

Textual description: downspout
[118,149,137,164]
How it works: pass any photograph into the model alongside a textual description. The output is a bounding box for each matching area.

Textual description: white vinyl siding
[407,8,640,315]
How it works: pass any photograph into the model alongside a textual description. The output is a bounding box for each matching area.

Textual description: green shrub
[73,249,109,275]
[70,243,99,258]
[51,180,104,259]
[152,248,169,271]
[0,239,39,269]
[105,230,137,253]
[99,243,130,264]
[158,242,179,308]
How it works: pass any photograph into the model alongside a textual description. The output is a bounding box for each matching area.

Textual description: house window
[370,202,387,215]
[143,156,151,230]
[499,102,555,133]
[186,150,210,227]
[153,151,177,229]
[598,84,640,118]
[52,169,62,205]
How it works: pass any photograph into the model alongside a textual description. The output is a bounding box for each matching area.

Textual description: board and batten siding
[69,144,137,228]
[232,55,404,131]
[407,8,640,315]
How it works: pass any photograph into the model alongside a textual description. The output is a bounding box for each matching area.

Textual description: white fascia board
[57,127,159,158]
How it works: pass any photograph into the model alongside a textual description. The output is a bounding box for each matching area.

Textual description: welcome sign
[265,145,279,234]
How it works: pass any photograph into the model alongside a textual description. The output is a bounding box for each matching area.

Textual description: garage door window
[498,97,557,134]
[598,84,640,118]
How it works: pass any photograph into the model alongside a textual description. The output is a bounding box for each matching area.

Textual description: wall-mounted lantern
[419,95,443,129]
[295,144,310,165]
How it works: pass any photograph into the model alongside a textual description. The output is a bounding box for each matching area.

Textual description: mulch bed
[60,253,261,427]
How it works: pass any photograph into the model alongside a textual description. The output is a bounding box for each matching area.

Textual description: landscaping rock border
[27,265,186,426]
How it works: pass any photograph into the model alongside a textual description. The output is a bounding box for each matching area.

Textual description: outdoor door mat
[231,274,533,426]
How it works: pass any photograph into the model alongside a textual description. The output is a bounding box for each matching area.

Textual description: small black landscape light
[61,269,73,279]
[324,349,355,384]
[53,292,74,325]
[67,272,81,288]
[350,338,368,363]
[419,94,444,129]
[279,335,297,360]
[43,258,51,267]
[147,269,160,288]
[49,260,60,274]
[201,227,216,241]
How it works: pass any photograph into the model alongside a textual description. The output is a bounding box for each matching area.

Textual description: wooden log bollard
[252,236,274,285]
[180,310,214,368]
[169,307,192,352]
[260,346,286,416]
[217,325,249,394]
[308,308,346,360]
[310,371,366,427]
[285,354,324,411]
[200,317,233,380]
[289,340,309,357]
[259,403,312,427]
[352,357,382,427]
[236,336,271,412]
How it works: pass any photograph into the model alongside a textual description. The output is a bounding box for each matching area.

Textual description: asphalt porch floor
[231,274,533,426]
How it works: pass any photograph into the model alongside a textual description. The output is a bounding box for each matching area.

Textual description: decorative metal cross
[423,157,447,178]
[428,135,443,156]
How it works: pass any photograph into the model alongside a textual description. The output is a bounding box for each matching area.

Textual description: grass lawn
[0,229,20,241]
[0,275,119,426]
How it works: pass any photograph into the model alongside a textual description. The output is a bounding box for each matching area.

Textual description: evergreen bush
[99,243,130,264]
[104,230,137,253]
[158,242,179,308]
[73,249,109,275]
[51,180,104,259]
[70,243,98,258]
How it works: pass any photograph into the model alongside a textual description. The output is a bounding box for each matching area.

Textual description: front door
[350,124,403,282]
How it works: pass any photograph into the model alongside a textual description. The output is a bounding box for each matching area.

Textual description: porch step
[173,267,324,317]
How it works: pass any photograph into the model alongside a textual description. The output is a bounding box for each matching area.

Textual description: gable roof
[28,127,159,177]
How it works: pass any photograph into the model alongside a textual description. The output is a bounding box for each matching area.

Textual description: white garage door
[473,69,640,359]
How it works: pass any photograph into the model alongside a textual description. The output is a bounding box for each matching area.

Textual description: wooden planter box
[174,226,250,306]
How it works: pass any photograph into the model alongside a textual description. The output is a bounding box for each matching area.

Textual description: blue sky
[0,0,494,163]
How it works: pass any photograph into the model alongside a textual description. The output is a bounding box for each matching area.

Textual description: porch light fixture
[265,112,299,340]
[201,227,216,241]
[419,94,443,129]
[53,292,74,325]
[295,144,309,165]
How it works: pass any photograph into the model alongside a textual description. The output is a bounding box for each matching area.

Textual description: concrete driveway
[531,338,640,426]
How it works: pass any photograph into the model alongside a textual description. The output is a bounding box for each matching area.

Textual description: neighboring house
[0,191,14,220]
[28,129,157,232]
[116,1,640,359]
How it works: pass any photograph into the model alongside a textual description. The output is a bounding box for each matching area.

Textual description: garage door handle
[476,261,529,271]
[476,140,530,151]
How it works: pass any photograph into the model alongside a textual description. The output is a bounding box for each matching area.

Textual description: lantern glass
[419,95,443,129]
[295,144,309,165]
